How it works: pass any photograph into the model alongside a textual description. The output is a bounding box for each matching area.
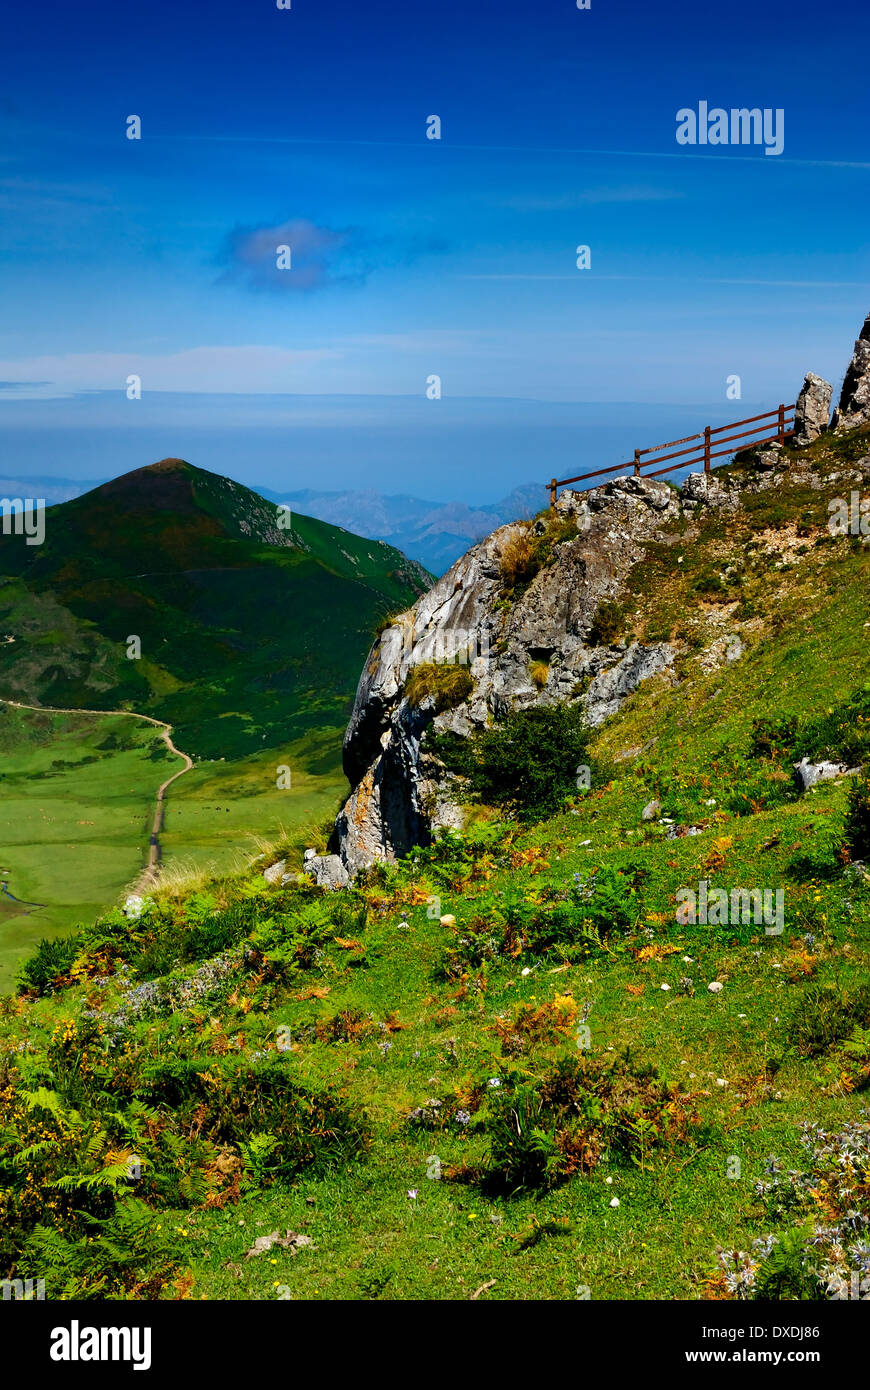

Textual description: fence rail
[547,403,795,506]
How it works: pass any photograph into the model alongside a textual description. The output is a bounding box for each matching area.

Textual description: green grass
[158,730,348,876]
[0,707,169,989]
[3,770,867,1299]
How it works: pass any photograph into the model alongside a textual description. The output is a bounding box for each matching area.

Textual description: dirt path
[1,698,194,883]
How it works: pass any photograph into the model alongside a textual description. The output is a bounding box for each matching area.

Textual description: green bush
[587,600,626,647]
[17,934,84,996]
[690,566,736,597]
[843,766,870,860]
[19,1199,184,1301]
[749,715,799,760]
[180,903,253,962]
[430,702,596,819]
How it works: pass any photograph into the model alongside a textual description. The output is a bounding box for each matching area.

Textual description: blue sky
[1,0,869,499]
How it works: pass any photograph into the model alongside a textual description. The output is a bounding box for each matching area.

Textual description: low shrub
[843,765,870,860]
[430,701,597,820]
[786,982,870,1057]
[480,1051,700,1194]
[713,1117,870,1300]
[498,513,579,600]
[499,527,538,592]
[137,1057,370,1178]
[441,867,644,976]
[16,934,84,996]
[587,600,626,647]
[749,715,799,760]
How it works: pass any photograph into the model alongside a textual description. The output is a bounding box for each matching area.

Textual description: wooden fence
[548,402,796,507]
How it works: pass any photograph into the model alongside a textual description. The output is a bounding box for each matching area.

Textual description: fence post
[549,478,557,508]
[777,404,785,445]
[633,449,641,477]
[704,426,711,472]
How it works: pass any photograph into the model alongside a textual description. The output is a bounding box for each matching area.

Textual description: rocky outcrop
[793,372,832,447]
[330,475,688,876]
[320,326,870,881]
[583,642,674,727]
[834,312,870,430]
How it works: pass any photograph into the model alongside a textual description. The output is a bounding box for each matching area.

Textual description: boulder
[304,853,349,890]
[330,480,686,876]
[793,372,833,447]
[262,859,286,885]
[793,758,859,792]
[681,471,739,509]
[834,312,870,430]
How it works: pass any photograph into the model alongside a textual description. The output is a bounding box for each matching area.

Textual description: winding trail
[0,883,44,911]
[0,699,194,884]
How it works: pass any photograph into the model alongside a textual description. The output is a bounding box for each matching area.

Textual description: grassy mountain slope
[0,704,351,992]
[0,706,178,988]
[2,429,870,1301]
[0,458,430,759]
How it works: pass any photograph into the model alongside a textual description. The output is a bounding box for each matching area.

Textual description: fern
[11,1139,59,1167]
[21,1087,70,1127]
[51,1161,132,1194]
[752,1226,823,1300]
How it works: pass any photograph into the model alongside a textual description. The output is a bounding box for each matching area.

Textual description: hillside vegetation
[3,430,870,1301]
[0,705,349,992]
[0,458,430,759]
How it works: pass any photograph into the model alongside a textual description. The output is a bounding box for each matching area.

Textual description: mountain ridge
[0,469,544,575]
[0,458,430,760]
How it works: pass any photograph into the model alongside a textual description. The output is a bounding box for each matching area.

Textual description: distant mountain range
[0,475,545,574]
[0,459,429,760]
[255,484,545,574]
